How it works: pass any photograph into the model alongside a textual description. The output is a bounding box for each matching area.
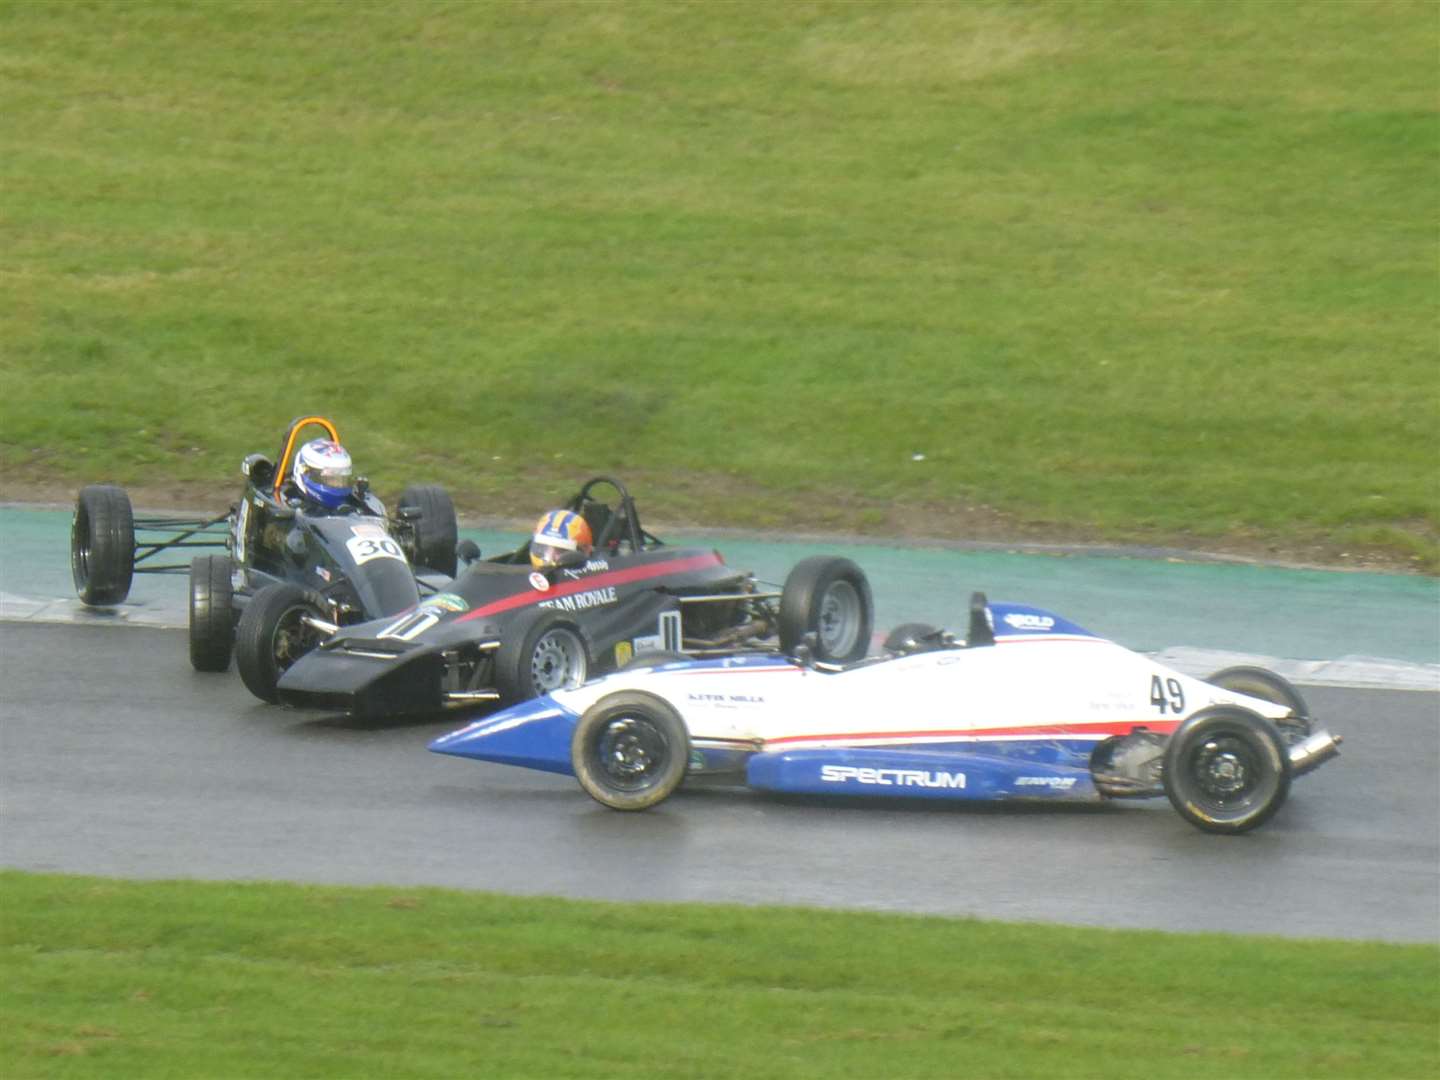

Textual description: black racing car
[69,415,458,674]
[255,475,874,718]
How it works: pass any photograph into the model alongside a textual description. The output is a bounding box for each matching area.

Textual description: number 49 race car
[69,415,458,679]
[267,476,874,718]
[430,592,1343,834]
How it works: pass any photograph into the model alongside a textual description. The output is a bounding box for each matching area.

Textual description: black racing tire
[883,622,939,654]
[1163,706,1291,835]
[1205,665,1312,744]
[571,691,690,811]
[493,607,591,705]
[188,555,235,672]
[399,484,458,577]
[778,556,873,663]
[234,583,327,704]
[71,485,135,606]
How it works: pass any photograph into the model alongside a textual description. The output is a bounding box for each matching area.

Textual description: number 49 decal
[1150,675,1185,714]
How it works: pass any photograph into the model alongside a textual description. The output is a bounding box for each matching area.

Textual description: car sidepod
[744,747,1098,802]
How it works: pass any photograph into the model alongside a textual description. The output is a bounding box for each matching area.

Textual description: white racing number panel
[345,524,405,565]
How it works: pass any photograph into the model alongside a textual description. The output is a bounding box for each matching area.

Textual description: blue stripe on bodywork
[746,744,1098,801]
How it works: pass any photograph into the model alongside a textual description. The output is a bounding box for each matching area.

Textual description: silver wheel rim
[817,580,862,657]
[529,628,587,693]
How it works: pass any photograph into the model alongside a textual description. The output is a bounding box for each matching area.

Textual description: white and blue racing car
[429,593,1342,834]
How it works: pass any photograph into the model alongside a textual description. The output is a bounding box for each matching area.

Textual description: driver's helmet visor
[530,538,584,568]
[306,464,352,490]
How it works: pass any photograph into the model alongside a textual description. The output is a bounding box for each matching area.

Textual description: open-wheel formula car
[270,475,874,718]
[429,592,1342,834]
[69,415,459,683]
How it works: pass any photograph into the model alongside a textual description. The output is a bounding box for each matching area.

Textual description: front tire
[778,556,873,663]
[1163,707,1291,834]
[71,485,135,605]
[1205,665,1312,744]
[399,484,458,577]
[235,583,326,703]
[188,555,235,672]
[571,691,690,810]
[493,608,591,704]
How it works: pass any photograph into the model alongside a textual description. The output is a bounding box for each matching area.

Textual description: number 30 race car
[430,592,1343,834]
[69,415,457,682]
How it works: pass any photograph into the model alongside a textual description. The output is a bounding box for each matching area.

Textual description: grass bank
[0,1,1435,569]
[3,871,1437,1079]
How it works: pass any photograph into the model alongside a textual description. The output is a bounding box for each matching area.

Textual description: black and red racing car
[250,476,873,718]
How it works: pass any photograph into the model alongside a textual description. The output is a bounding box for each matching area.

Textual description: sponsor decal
[820,765,966,789]
[631,634,662,654]
[615,641,634,666]
[529,571,550,592]
[688,749,706,772]
[538,586,617,613]
[1016,776,1078,789]
[687,692,764,706]
[562,558,612,580]
[422,592,468,614]
[234,499,250,564]
[1003,613,1055,631]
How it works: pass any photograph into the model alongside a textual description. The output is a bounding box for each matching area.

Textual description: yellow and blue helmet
[529,509,593,570]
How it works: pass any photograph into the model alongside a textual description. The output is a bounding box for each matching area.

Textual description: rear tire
[571,691,689,810]
[1163,706,1291,834]
[778,556,873,663]
[188,555,235,672]
[235,583,326,703]
[493,608,591,704]
[399,484,458,577]
[1205,665,1312,744]
[71,485,134,605]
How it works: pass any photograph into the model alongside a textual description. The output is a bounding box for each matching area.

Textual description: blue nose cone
[429,699,578,776]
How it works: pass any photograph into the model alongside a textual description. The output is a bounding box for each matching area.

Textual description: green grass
[1,0,1436,569]
[2,871,1436,1080]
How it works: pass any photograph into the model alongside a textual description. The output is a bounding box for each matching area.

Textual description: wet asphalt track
[3,621,1436,943]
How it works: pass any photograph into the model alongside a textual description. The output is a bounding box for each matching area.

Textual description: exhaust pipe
[1288,730,1342,777]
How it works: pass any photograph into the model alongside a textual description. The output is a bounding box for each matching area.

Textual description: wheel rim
[594,714,672,792]
[272,605,321,674]
[528,628,586,694]
[816,580,862,657]
[1184,734,1266,810]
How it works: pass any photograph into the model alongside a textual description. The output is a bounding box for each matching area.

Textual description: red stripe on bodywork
[454,551,725,624]
[765,718,1181,747]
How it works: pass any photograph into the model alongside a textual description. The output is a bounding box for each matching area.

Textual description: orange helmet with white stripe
[529,509,593,570]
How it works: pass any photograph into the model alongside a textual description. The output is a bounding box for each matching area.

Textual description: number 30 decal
[1150,675,1185,714]
[346,535,404,565]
